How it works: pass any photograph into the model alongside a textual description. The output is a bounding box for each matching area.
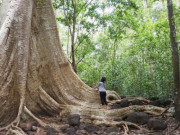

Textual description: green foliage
[37,0,42,5]
[20,114,29,121]
[54,0,178,98]
[53,0,100,68]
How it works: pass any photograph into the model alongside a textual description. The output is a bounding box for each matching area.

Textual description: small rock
[62,118,68,123]
[60,125,69,133]
[79,123,86,130]
[132,99,143,105]
[76,130,88,135]
[160,98,173,106]
[66,127,76,135]
[26,131,36,135]
[150,100,161,107]
[31,121,38,127]
[147,118,167,130]
[120,95,126,99]
[57,117,62,122]
[106,127,120,133]
[126,112,150,124]
[111,104,121,109]
[46,127,58,135]
[109,132,120,135]
[19,121,33,131]
[68,114,80,126]
[118,100,130,108]
[114,118,122,122]
[100,126,107,131]
[84,124,99,133]
[74,125,79,130]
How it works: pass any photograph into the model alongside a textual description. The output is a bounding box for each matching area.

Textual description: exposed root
[123,97,150,103]
[92,119,141,135]
[108,96,150,104]
[6,126,26,135]
[0,97,25,134]
[106,90,121,102]
[122,124,129,135]
[24,106,47,127]
[0,119,26,135]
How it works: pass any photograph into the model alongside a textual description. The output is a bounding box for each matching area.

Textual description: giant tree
[167,0,180,122]
[0,0,166,134]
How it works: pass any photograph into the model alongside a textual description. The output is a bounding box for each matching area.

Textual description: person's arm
[93,83,100,91]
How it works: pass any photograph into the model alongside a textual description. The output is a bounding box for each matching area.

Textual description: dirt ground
[0,113,180,135]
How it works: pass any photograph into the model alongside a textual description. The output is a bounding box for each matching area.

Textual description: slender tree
[53,0,96,73]
[167,0,180,122]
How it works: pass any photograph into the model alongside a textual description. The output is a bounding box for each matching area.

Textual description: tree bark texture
[167,0,180,122]
[0,0,99,126]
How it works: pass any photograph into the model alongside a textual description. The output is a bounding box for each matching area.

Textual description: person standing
[98,77,108,109]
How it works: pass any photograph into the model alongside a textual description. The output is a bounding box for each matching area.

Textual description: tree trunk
[0,0,98,126]
[0,0,166,134]
[112,39,117,90]
[167,0,180,122]
[71,5,77,73]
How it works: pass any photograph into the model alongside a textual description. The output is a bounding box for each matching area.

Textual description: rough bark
[0,0,98,126]
[0,0,166,134]
[167,0,180,122]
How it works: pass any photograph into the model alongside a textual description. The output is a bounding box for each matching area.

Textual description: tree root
[24,106,47,128]
[106,90,150,104]
[0,96,25,135]
[0,119,26,135]
[106,90,121,102]
[108,97,150,104]
[92,120,141,135]
[59,105,166,120]
[123,97,150,103]
[6,126,26,135]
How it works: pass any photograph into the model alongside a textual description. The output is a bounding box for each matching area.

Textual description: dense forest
[53,0,180,98]
[0,0,178,97]
[0,0,180,135]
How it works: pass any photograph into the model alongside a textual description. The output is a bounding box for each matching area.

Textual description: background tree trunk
[167,0,180,122]
[71,11,77,73]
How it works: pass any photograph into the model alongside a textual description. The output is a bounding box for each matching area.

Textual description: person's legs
[101,92,107,109]
[103,92,108,109]
[100,92,105,109]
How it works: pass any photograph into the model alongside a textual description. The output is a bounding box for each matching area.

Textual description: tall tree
[53,0,97,73]
[167,0,180,122]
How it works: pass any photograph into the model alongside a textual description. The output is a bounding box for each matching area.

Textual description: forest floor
[1,97,180,135]
[0,113,178,135]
